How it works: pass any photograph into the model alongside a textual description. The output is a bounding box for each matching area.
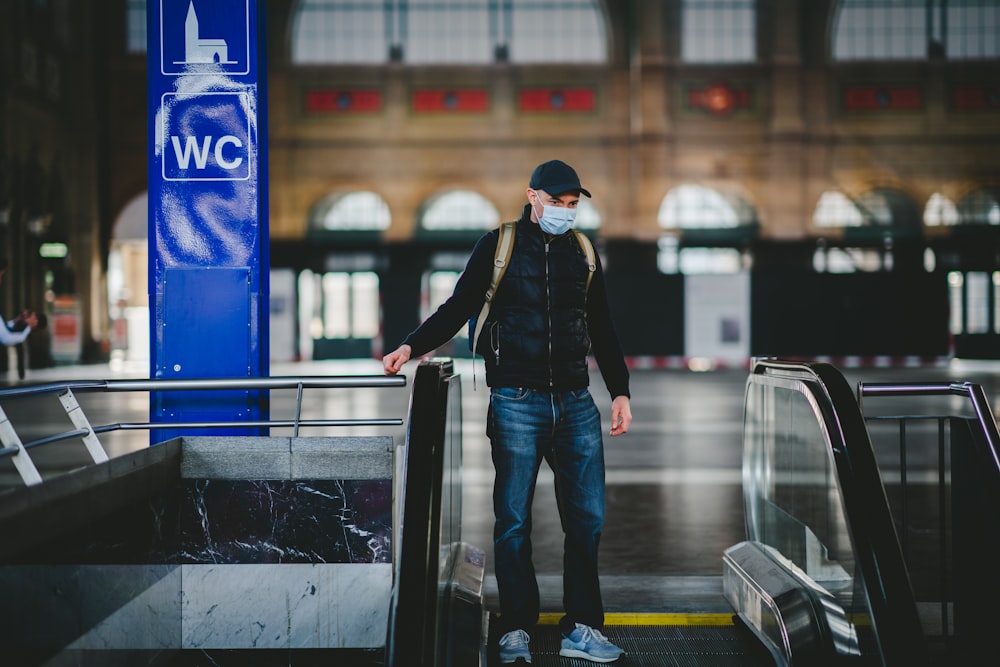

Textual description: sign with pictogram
[159,0,250,76]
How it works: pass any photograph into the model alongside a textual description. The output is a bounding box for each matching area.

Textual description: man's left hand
[610,395,631,437]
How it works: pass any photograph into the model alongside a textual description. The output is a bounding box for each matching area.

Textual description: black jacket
[402,204,630,398]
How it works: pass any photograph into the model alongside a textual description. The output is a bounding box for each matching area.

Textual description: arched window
[657,185,756,229]
[656,186,755,274]
[857,188,921,228]
[957,188,1000,225]
[417,189,499,350]
[814,191,864,227]
[419,190,499,231]
[813,188,922,273]
[290,0,608,65]
[299,192,386,359]
[681,0,757,64]
[813,188,920,229]
[832,0,1000,62]
[310,191,391,231]
[923,192,959,226]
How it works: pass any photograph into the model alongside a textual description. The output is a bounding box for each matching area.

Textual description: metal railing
[858,381,1000,474]
[857,380,1000,662]
[0,375,406,487]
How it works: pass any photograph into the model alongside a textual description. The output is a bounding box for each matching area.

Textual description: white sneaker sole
[558,646,622,663]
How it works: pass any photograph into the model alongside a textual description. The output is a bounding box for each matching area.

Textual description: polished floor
[3,355,1000,620]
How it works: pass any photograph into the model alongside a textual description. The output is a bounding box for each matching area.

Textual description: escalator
[389,359,1000,666]
[726,361,1000,666]
[387,360,775,666]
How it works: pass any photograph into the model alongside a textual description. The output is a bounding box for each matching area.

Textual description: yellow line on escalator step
[537,612,734,626]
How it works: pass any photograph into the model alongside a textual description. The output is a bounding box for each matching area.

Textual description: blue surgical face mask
[539,206,576,235]
[531,192,577,235]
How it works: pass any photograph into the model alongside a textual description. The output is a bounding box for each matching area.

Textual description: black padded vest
[481,215,592,390]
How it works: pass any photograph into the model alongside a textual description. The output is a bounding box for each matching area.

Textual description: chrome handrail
[858,381,1000,475]
[0,375,405,396]
[0,375,407,487]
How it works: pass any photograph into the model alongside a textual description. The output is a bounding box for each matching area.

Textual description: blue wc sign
[161,91,251,181]
[148,0,269,443]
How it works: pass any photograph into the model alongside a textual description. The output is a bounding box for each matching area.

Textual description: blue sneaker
[559,623,624,663]
[498,628,532,664]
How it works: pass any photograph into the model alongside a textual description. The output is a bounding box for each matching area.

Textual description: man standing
[383,160,632,664]
[0,258,39,347]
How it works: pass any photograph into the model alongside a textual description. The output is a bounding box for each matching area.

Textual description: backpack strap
[472,220,516,355]
[573,230,597,293]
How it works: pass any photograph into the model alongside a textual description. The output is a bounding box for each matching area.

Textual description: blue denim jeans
[488,386,606,636]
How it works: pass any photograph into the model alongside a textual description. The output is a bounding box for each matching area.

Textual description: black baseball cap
[529,160,591,198]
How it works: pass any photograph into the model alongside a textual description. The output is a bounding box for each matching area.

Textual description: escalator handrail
[385,359,457,667]
[749,359,928,666]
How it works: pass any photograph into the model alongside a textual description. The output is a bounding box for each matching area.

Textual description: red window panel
[952,85,1000,110]
[519,88,596,112]
[305,89,382,114]
[844,85,923,111]
[411,89,489,112]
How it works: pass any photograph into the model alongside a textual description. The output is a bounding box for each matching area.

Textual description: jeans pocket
[492,386,530,402]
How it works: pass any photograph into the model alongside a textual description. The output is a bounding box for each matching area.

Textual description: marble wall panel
[181,563,390,648]
[178,479,392,564]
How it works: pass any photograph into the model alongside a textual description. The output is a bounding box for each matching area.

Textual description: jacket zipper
[491,321,500,366]
[545,239,553,388]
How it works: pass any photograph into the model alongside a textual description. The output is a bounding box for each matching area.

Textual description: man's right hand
[382,344,412,375]
[14,310,38,329]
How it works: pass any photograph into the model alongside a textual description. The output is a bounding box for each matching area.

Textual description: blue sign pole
[147,0,269,443]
